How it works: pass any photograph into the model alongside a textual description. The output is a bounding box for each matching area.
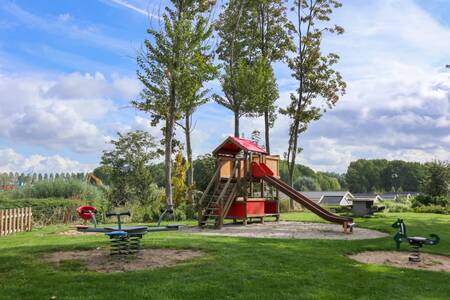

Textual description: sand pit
[182,221,387,240]
[44,248,204,273]
[349,251,450,273]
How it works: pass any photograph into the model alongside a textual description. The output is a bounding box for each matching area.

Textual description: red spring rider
[76,205,98,227]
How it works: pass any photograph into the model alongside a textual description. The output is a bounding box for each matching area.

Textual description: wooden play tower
[198,136,280,228]
[198,136,354,232]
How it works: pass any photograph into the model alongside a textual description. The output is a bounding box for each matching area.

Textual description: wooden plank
[8,209,12,235]
[20,207,24,232]
[29,207,33,231]
[0,209,3,236]
[12,208,16,234]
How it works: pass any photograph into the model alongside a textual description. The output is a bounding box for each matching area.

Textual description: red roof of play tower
[213,136,267,155]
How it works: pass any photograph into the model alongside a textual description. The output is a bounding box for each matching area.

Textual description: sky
[0,0,449,174]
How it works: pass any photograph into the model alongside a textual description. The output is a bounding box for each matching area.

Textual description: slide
[254,163,353,228]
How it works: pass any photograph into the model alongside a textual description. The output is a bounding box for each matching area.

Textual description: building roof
[353,193,383,201]
[298,191,354,205]
[213,136,267,155]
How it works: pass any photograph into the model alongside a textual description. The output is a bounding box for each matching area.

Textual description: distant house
[278,190,354,207]
[299,191,354,206]
[353,193,383,203]
[379,192,418,201]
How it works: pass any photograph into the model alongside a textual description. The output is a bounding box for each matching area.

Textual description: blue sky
[0,0,449,174]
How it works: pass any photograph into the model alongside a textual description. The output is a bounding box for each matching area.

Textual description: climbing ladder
[199,161,239,228]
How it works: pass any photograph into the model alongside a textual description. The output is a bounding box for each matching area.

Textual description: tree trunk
[234,111,240,137]
[165,82,176,210]
[287,120,299,210]
[264,110,270,154]
[185,115,193,204]
[164,125,173,209]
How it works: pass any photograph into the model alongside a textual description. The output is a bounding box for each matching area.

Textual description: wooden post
[249,152,254,198]
[20,207,24,232]
[0,209,3,236]
[8,209,12,235]
[243,152,248,225]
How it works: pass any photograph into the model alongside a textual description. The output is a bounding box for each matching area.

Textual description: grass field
[0,212,449,300]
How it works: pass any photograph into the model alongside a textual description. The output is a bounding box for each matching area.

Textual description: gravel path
[182,221,388,240]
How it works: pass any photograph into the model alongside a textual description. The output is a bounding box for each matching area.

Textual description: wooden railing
[0,207,32,236]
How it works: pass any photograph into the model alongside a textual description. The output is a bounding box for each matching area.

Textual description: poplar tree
[243,0,294,153]
[176,1,217,200]
[214,0,250,137]
[282,0,346,207]
[133,0,213,210]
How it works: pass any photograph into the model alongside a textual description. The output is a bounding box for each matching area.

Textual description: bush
[413,205,449,214]
[381,200,412,213]
[11,179,105,203]
[412,195,450,210]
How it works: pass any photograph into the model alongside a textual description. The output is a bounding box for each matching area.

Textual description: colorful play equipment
[76,206,179,255]
[198,136,354,233]
[392,218,440,262]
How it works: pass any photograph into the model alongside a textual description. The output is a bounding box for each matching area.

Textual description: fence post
[0,209,3,236]
[28,207,33,231]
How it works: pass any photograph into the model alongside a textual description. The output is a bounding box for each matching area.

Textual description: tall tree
[214,0,250,137]
[281,0,346,208]
[133,0,210,210]
[243,0,294,153]
[175,2,217,200]
[101,131,160,206]
[424,160,449,197]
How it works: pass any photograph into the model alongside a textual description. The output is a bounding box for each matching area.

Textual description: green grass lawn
[0,212,449,300]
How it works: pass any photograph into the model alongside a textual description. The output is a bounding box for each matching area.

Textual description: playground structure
[392,218,440,262]
[85,173,103,187]
[76,206,179,255]
[198,136,354,233]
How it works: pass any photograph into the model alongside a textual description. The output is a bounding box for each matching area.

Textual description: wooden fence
[0,207,32,236]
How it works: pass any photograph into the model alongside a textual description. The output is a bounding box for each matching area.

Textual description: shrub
[279,198,292,212]
[414,205,449,214]
[11,179,105,203]
[381,200,412,213]
[412,195,450,208]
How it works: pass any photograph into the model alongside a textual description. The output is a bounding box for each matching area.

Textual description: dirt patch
[349,251,450,273]
[58,229,99,236]
[43,248,204,273]
[182,221,387,240]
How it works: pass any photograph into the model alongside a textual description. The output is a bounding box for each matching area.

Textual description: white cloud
[0,148,94,173]
[256,0,450,173]
[105,0,162,19]
[0,71,139,153]
[42,72,140,101]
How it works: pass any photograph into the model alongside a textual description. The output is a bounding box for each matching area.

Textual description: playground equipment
[392,219,440,262]
[76,206,179,255]
[198,136,354,233]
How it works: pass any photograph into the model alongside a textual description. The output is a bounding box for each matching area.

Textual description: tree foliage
[133,0,215,208]
[100,131,160,206]
[241,0,294,152]
[214,0,252,137]
[282,0,346,203]
[424,160,449,197]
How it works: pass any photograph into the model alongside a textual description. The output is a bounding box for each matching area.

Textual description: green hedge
[11,179,104,203]
[0,198,84,225]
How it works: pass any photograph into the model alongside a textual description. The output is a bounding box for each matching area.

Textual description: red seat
[76,205,97,221]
